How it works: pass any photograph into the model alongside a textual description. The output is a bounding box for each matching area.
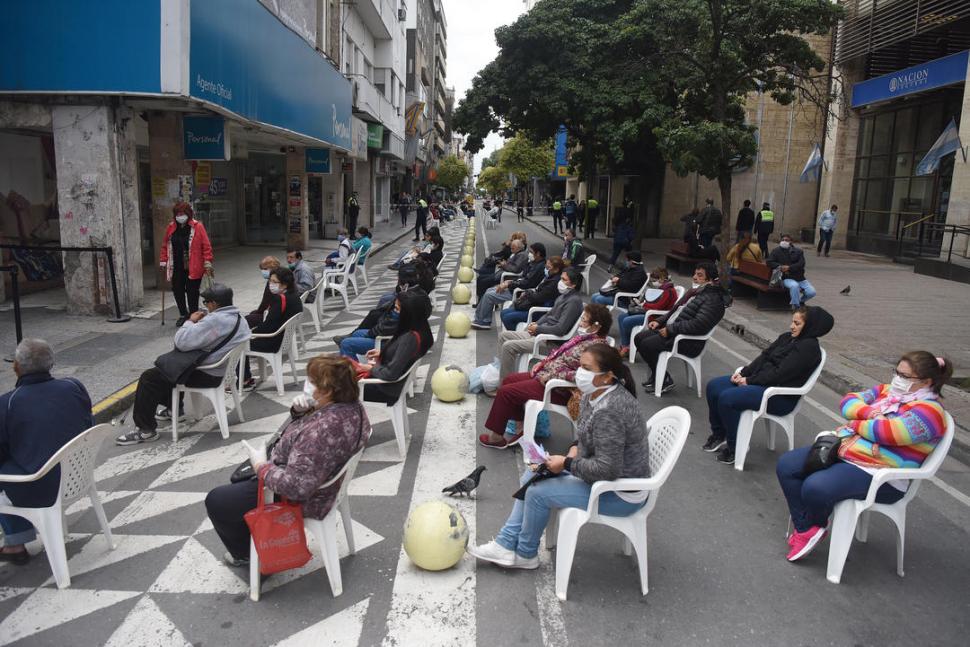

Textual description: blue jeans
[496,468,647,559]
[501,308,529,331]
[782,278,816,306]
[0,490,37,545]
[339,329,375,359]
[705,375,799,448]
[591,293,614,306]
[617,312,644,347]
[474,287,512,324]
[776,446,905,533]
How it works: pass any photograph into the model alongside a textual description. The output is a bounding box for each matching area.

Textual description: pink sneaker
[786,526,826,562]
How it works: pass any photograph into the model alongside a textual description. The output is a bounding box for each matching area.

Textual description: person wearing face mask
[471,243,547,329]
[335,294,404,359]
[633,262,731,394]
[475,238,529,301]
[469,343,649,570]
[702,306,834,465]
[117,283,250,445]
[500,256,566,332]
[776,351,951,563]
[352,226,373,268]
[591,251,647,307]
[766,233,816,311]
[286,248,318,298]
[246,256,282,328]
[322,228,355,269]
[205,355,371,568]
[496,267,585,379]
[159,202,214,328]
[616,267,679,357]
[562,229,586,267]
[240,268,303,391]
[479,305,612,449]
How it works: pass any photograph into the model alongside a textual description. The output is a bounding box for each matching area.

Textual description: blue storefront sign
[189,0,353,151]
[305,148,332,174]
[552,125,569,178]
[852,50,969,108]
[183,116,229,160]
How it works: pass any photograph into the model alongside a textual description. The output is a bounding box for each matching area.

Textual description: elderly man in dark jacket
[634,262,730,393]
[766,233,817,310]
[476,238,529,299]
[0,339,93,565]
[591,251,647,308]
[472,243,547,329]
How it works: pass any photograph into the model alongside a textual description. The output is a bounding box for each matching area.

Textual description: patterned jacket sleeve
[263,414,349,501]
[840,385,885,420]
[844,399,946,447]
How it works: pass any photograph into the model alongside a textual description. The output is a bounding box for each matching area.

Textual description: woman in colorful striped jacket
[776,351,952,562]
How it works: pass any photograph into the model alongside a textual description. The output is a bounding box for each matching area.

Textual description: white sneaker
[467,540,538,569]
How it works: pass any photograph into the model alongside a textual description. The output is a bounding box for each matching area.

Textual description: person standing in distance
[160,201,214,328]
[413,195,429,241]
[754,202,775,256]
[735,199,755,243]
[346,191,360,235]
[817,204,837,257]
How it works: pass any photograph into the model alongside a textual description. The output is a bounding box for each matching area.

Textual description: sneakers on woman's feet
[223,552,250,567]
[786,526,827,561]
[467,541,538,569]
[715,447,735,464]
[115,429,160,446]
[241,378,257,392]
[702,434,727,452]
[470,321,491,330]
[479,433,509,449]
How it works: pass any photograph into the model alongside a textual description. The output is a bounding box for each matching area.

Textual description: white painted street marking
[103,595,192,647]
[349,462,404,496]
[110,491,209,528]
[271,597,370,647]
[0,588,141,646]
[149,537,248,594]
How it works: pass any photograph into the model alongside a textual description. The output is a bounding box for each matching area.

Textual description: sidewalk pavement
[0,216,415,412]
[525,210,970,443]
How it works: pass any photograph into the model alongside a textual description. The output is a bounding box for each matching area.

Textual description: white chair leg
[627,521,650,595]
[765,418,776,451]
[249,539,261,601]
[171,388,181,442]
[288,349,299,385]
[890,509,906,577]
[391,402,407,459]
[37,508,71,589]
[654,354,670,398]
[271,356,285,396]
[554,512,583,601]
[781,417,795,451]
[212,390,230,439]
[855,510,870,542]
[826,502,861,584]
[88,484,116,549]
[231,383,245,423]
[545,511,559,549]
[339,498,355,554]
[314,516,344,597]
[734,412,755,472]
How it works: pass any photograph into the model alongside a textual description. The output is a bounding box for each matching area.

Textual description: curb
[523,215,970,461]
[90,226,418,425]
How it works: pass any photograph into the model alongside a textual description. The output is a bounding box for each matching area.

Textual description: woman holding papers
[468,343,650,569]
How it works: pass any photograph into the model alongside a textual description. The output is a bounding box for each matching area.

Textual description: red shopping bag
[244,476,313,575]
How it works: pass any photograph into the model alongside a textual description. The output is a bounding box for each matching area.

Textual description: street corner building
[0,0,428,315]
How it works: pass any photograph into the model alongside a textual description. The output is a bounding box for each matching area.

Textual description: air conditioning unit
[398,6,406,21]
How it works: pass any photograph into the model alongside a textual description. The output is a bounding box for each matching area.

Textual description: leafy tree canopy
[435,155,471,192]
[477,166,511,195]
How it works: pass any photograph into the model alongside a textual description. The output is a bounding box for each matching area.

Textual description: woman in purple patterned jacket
[205,355,371,567]
[479,303,612,449]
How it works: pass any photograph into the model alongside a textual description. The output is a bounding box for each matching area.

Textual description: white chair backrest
[57,424,115,504]
[584,253,597,266]
[800,347,827,393]
[343,250,360,276]
[323,445,367,503]
[918,412,955,476]
[674,285,686,301]
[437,252,447,273]
[281,312,303,351]
[645,406,691,486]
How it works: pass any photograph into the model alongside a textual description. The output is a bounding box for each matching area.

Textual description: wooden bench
[665,241,698,276]
[730,260,789,310]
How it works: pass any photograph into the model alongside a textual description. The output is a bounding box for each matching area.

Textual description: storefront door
[244,153,286,243]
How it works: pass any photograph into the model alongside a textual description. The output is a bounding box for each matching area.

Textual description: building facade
[0,0,354,314]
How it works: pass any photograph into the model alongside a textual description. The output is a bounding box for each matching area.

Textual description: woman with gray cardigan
[468,344,650,570]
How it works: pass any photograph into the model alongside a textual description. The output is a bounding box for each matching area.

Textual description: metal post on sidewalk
[1,264,23,362]
[103,247,131,323]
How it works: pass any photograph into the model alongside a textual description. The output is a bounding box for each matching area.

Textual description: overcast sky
[441,0,527,173]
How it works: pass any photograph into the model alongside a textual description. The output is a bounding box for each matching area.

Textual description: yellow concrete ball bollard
[445,312,472,338]
[451,283,471,304]
[403,501,469,571]
[463,246,474,257]
[430,365,469,402]
[457,266,474,283]
[460,255,474,268]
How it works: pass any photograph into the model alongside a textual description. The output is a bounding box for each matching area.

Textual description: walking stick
[160,281,166,326]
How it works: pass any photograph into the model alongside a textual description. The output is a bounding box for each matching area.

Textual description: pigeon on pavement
[840,285,851,295]
[442,465,487,497]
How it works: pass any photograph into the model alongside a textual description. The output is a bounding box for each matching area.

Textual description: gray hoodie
[536,289,584,337]
[173,305,252,376]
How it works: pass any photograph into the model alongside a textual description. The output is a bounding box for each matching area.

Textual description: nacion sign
[852,50,969,108]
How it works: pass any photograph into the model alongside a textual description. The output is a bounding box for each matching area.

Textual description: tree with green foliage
[479,148,501,172]
[477,166,511,196]
[435,155,471,193]
[497,134,555,184]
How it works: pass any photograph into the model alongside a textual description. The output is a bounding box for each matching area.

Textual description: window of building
[315,0,328,53]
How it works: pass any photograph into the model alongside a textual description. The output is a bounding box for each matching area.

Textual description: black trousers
[171,270,202,318]
[633,329,705,380]
[552,214,563,234]
[517,208,524,222]
[414,215,427,240]
[585,216,597,239]
[133,367,223,432]
[347,211,359,236]
[476,273,501,299]
[206,478,259,560]
[399,207,409,226]
[757,231,770,256]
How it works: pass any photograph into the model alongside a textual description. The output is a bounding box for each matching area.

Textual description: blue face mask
[544,268,550,277]
[260,269,271,279]
[337,235,346,243]
[390,310,400,320]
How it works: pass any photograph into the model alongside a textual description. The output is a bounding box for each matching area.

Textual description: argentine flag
[917,118,963,175]
[799,144,825,183]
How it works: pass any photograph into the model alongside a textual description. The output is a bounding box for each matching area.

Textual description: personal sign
[183,115,230,160]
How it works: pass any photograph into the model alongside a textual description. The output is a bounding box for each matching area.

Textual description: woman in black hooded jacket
[702,305,834,464]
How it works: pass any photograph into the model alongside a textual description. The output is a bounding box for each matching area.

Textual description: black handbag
[154,314,241,384]
[802,434,842,475]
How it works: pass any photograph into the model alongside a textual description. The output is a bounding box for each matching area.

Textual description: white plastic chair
[0,423,117,588]
[321,250,359,309]
[652,325,716,398]
[302,276,327,334]
[824,413,954,584]
[521,379,577,465]
[580,253,597,295]
[733,348,827,471]
[548,406,691,600]
[241,313,304,396]
[250,445,366,600]
[171,343,247,442]
[610,277,650,312]
[354,245,371,288]
[628,286,686,362]
[358,358,420,459]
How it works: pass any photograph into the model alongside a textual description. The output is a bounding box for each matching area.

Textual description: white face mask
[557,279,570,294]
[692,282,703,289]
[889,374,915,396]
[175,215,189,225]
[779,240,791,249]
[649,279,661,288]
[574,367,603,394]
[528,252,535,263]
[577,326,591,336]
[268,283,283,294]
